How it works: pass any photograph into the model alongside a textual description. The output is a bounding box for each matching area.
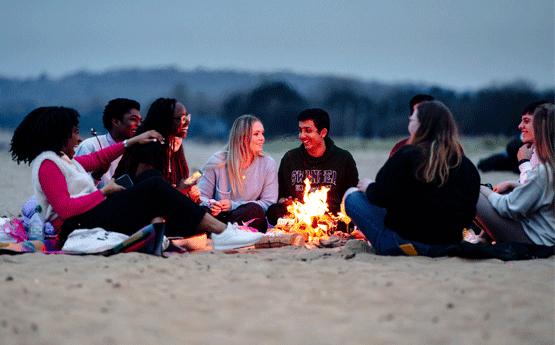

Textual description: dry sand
[0,132,553,345]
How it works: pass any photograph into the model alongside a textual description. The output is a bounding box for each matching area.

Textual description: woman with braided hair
[115,97,200,202]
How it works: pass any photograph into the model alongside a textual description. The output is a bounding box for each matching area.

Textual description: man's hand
[517,144,534,162]
[278,196,293,205]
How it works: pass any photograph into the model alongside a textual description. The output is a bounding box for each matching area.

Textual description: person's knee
[236,203,267,232]
[266,203,287,226]
[344,192,363,216]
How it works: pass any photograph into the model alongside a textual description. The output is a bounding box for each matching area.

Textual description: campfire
[272,178,351,245]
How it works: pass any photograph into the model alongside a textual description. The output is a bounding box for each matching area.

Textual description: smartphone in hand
[183,171,203,187]
[115,174,134,189]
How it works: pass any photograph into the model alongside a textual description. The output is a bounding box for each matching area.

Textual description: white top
[519,147,540,184]
[31,151,99,223]
[75,133,120,188]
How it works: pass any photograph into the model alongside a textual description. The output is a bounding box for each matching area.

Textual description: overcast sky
[1,0,553,91]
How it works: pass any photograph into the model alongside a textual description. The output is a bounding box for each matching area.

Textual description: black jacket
[366,145,480,245]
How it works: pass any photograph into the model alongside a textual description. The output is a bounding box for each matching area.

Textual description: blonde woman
[198,115,278,232]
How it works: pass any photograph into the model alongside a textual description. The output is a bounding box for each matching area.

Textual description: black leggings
[213,202,268,233]
[64,176,207,238]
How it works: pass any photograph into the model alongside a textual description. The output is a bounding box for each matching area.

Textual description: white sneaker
[212,223,264,250]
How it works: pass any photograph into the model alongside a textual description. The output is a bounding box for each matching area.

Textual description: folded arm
[38,160,105,219]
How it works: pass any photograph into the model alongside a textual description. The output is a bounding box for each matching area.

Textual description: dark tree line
[1,75,553,140]
[218,80,554,139]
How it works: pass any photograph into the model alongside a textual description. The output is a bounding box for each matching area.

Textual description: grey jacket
[489,164,555,246]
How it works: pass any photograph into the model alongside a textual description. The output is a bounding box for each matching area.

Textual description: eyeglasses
[173,114,191,123]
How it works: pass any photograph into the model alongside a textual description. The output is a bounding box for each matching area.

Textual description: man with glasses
[75,98,142,188]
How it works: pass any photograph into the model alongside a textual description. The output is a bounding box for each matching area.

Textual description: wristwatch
[123,139,128,148]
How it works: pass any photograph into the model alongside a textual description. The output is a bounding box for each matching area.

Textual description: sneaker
[212,223,264,250]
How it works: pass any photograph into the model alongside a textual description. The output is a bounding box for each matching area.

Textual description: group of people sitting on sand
[9,95,555,255]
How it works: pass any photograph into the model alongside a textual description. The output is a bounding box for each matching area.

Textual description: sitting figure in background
[75,98,142,188]
[114,98,200,202]
[197,115,278,233]
[344,101,480,257]
[389,94,435,157]
[477,100,548,175]
[474,103,555,247]
[489,100,549,194]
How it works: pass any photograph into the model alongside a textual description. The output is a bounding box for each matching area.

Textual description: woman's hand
[480,185,495,198]
[127,130,165,147]
[209,199,232,216]
[187,185,201,202]
[100,178,125,197]
[209,201,222,216]
[219,199,232,212]
[357,178,374,193]
[493,181,520,194]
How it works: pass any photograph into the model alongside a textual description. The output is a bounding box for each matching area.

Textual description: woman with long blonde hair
[344,101,481,256]
[198,115,278,232]
[475,103,554,245]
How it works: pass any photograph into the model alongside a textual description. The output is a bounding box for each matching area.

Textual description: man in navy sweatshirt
[267,108,359,225]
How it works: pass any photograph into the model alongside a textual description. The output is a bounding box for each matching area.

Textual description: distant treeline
[1,68,553,139]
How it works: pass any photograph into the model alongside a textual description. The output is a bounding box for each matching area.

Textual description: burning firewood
[271,178,352,245]
[255,233,305,248]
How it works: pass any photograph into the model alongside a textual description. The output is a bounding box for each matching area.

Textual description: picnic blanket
[0,222,185,256]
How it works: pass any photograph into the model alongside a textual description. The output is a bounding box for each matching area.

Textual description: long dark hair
[115,98,188,184]
[11,107,80,165]
[411,101,463,186]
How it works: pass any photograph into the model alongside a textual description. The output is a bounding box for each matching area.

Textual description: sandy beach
[0,132,553,344]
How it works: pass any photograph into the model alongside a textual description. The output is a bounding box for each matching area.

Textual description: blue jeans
[344,192,451,257]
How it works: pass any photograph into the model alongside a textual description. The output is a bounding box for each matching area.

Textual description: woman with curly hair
[344,101,480,256]
[198,115,278,232]
[10,106,263,250]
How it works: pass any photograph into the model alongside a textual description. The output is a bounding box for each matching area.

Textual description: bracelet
[123,139,128,149]
[518,159,530,165]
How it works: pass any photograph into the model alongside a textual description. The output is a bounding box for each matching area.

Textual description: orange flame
[274,178,351,244]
